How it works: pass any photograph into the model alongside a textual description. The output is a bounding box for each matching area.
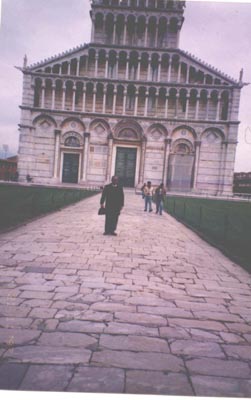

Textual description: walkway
[0,190,251,396]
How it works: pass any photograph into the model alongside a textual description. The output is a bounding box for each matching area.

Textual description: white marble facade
[18,0,244,194]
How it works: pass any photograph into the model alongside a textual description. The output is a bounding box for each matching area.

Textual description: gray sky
[0,0,250,171]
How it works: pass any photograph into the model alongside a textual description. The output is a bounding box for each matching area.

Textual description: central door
[62,153,79,184]
[115,147,137,187]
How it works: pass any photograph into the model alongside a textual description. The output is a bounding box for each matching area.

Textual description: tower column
[158,60,162,82]
[103,87,107,114]
[106,134,114,182]
[92,86,96,113]
[162,138,172,186]
[51,83,56,110]
[134,90,139,116]
[167,60,171,82]
[137,58,141,81]
[139,135,147,185]
[216,95,221,120]
[76,58,80,76]
[113,89,117,114]
[82,84,86,112]
[113,17,117,44]
[95,54,99,78]
[62,83,66,110]
[192,140,201,190]
[123,87,127,114]
[82,132,90,182]
[165,94,169,118]
[185,95,189,119]
[144,91,149,117]
[67,61,71,75]
[206,94,210,120]
[41,81,45,108]
[105,56,109,78]
[72,84,76,112]
[126,57,129,80]
[144,22,149,47]
[195,95,200,120]
[53,129,61,179]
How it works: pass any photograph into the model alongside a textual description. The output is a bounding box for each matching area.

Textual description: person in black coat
[100,176,124,236]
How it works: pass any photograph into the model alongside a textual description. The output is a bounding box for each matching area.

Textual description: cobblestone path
[0,190,251,396]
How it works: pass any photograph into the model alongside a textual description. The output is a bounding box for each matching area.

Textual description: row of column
[39,84,225,120]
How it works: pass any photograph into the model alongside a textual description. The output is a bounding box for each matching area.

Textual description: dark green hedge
[0,184,99,230]
[164,195,251,271]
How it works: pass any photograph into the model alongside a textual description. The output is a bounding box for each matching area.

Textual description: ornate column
[41,81,45,108]
[177,61,182,83]
[144,22,149,47]
[91,15,95,42]
[218,140,228,194]
[51,83,56,110]
[103,86,107,113]
[206,94,210,120]
[144,91,149,117]
[137,58,141,81]
[106,133,114,182]
[92,85,97,113]
[113,17,117,44]
[123,88,127,114]
[186,64,189,83]
[155,22,159,47]
[95,54,99,78]
[123,20,127,45]
[158,60,162,82]
[185,95,189,119]
[147,58,151,80]
[67,61,71,75]
[113,89,117,114]
[62,83,66,110]
[59,64,62,75]
[76,58,80,76]
[174,94,178,118]
[53,129,61,179]
[192,140,201,190]
[134,90,139,116]
[82,84,86,112]
[125,57,129,80]
[165,94,169,118]
[162,138,172,185]
[105,56,109,78]
[72,84,76,112]
[82,132,90,182]
[139,135,147,184]
[195,95,200,120]
[216,95,221,120]
[167,60,171,82]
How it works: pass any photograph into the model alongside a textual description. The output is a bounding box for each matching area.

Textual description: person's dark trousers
[105,212,119,234]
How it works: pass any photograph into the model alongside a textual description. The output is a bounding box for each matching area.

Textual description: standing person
[100,176,124,236]
[144,181,154,212]
[155,183,166,215]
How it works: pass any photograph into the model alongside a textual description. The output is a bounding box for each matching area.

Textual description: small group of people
[99,176,166,237]
[141,181,166,215]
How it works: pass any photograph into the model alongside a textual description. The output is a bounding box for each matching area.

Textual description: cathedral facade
[18,0,243,194]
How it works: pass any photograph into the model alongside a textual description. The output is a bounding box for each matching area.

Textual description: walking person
[144,181,154,212]
[100,176,124,236]
[155,183,166,215]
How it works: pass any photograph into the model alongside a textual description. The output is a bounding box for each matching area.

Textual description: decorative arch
[171,125,197,140]
[60,117,85,132]
[201,127,225,143]
[147,123,168,141]
[113,119,143,141]
[32,114,57,128]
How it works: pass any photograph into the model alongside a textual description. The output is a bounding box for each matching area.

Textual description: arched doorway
[61,135,82,184]
[167,140,195,192]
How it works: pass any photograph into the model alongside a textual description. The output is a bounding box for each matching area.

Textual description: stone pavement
[0,190,251,397]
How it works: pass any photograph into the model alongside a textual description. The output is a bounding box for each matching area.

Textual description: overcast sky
[0,0,250,171]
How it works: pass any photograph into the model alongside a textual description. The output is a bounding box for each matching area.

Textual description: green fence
[164,195,251,271]
[0,184,99,230]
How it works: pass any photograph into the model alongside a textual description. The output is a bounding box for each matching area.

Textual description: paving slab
[0,190,251,396]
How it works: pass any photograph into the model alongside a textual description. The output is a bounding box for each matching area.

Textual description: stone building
[18,0,244,194]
